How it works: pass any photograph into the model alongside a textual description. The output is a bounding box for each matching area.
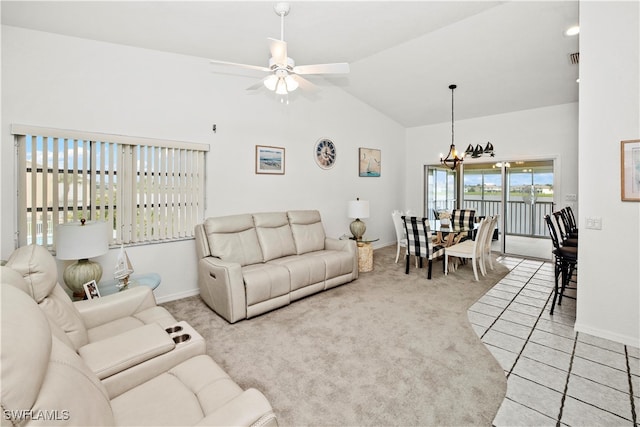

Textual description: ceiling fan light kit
[440,84,495,170]
[209,2,349,101]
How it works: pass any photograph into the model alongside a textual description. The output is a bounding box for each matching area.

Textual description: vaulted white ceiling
[1,1,579,127]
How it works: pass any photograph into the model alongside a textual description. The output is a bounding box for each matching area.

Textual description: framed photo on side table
[256,145,285,175]
[83,280,100,299]
[621,139,640,201]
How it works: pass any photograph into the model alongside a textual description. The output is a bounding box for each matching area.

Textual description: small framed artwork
[83,280,100,299]
[621,139,640,201]
[256,145,285,175]
[359,148,381,177]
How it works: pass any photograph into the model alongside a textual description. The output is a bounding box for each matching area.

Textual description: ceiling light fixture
[440,84,495,170]
[440,84,464,170]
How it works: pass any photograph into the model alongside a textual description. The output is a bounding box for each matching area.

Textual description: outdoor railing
[429,199,553,238]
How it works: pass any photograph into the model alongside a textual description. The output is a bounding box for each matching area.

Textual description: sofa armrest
[325,237,356,252]
[325,237,358,279]
[198,257,247,323]
[195,388,277,427]
[74,286,158,329]
[78,323,175,380]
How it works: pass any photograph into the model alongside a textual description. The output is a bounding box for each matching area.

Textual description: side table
[66,273,162,301]
[356,238,379,273]
[98,273,162,296]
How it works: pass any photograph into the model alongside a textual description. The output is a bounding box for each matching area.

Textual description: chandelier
[440,84,495,170]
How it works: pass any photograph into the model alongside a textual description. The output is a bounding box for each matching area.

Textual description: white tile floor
[468,256,639,426]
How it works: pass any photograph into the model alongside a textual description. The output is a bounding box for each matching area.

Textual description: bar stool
[545,215,577,314]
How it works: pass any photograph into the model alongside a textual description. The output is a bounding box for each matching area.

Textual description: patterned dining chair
[402,216,445,279]
[451,209,476,242]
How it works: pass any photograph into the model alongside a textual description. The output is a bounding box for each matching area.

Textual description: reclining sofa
[195,210,358,323]
[1,245,277,426]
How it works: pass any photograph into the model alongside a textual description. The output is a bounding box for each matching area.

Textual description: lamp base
[350,218,366,241]
[63,259,103,298]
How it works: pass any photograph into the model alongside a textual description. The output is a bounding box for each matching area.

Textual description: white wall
[1,26,405,302]
[576,2,639,346]
[405,102,579,217]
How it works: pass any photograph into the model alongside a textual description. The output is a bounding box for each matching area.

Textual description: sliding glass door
[503,160,554,258]
[424,165,457,220]
[425,159,554,259]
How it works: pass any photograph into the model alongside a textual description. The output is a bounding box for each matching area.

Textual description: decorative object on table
[438,211,451,226]
[255,145,285,174]
[348,198,369,241]
[82,280,100,299]
[314,138,337,169]
[440,84,495,170]
[113,244,134,289]
[56,219,110,299]
[359,148,381,177]
[208,2,349,101]
[621,139,640,201]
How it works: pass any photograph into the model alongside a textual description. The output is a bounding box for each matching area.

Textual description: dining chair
[481,215,499,275]
[391,210,407,263]
[544,215,577,314]
[402,216,445,279]
[444,218,489,281]
[451,209,476,242]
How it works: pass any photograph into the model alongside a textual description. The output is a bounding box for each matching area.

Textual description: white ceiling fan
[209,2,350,98]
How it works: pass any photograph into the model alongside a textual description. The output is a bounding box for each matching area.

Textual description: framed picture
[359,148,381,177]
[621,139,640,201]
[83,280,100,299]
[256,145,285,175]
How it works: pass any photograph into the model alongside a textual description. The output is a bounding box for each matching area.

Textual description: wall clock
[314,138,337,169]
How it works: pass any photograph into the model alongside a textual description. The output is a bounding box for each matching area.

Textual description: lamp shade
[56,220,110,260]
[348,199,370,219]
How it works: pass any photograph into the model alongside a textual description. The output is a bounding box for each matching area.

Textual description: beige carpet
[162,245,509,426]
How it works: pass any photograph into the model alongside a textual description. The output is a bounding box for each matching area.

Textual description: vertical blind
[12,124,209,249]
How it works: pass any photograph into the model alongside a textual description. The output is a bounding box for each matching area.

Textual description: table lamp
[348,198,370,241]
[56,219,110,298]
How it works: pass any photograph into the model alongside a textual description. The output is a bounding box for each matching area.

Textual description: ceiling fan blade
[293,63,350,75]
[209,59,270,73]
[290,74,318,93]
[268,38,287,65]
[246,78,268,91]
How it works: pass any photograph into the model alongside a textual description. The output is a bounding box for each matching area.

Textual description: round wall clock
[314,138,337,169]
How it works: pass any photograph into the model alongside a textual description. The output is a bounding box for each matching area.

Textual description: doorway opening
[425,159,554,259]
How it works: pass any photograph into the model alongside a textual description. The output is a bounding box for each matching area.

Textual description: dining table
[429,220,478,247]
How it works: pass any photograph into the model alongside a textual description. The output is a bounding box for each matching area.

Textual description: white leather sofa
[1,284,278,426]
[195,210,358,323]
[1,245,278,426]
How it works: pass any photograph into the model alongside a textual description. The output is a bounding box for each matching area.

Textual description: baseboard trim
[155,288,200,304]
[574,321,640,348]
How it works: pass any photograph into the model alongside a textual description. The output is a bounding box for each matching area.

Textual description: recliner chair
[1,244,206,398]
[1,283,278,427]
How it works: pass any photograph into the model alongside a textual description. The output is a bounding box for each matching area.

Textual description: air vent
[569,52,579,65]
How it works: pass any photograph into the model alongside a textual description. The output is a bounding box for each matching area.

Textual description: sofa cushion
[241,263,290,306]
[110,355,273,426]
[205,214,263,267]
[287,210,326,255]
[268,254,326,291]
[253,212,297,262]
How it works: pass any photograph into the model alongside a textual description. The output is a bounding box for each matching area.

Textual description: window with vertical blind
[12,124,209,249]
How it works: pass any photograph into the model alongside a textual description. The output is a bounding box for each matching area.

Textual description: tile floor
[467,256,639,426]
